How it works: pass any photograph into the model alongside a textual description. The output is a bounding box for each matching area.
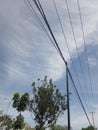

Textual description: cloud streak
[0,0,98,129]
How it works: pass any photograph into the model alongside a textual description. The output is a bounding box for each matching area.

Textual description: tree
[30,76,67,130]
[12,92,30,129]
[12,92,30,112]
[82,126,95,130]
[50,124,67,130]
[0,115,13,130]
[13,114,25,130]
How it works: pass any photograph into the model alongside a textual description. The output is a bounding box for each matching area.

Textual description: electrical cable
[25,0,92,126]
[76,0,94,110]
[52,0,90,112]
[5,100,12,115]
[67,68,92,126]
[24,0,59,53]
[31,0,67,66]
[64,0,92,111]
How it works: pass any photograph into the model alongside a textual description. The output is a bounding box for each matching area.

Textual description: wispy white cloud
[88,57,97,67]
[0,0,98,129]
[0,0,98,82]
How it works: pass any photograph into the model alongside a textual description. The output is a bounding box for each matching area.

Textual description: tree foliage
[0,115,13,130]
[12,92,29,129]
[82,126,95,130]
[50,124,67,130]
[30,76,67,130]
[12,92,29,112]
[13,114,25,130]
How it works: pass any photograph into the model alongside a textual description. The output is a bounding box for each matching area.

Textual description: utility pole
[90,112,95,128]
[66,62,71,130]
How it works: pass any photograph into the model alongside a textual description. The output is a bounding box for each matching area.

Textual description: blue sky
[0,0,98,130]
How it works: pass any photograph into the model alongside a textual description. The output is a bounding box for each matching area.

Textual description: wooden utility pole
[90,112,95,128]
[66,62,71,130]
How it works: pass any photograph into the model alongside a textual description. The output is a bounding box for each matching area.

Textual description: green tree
[12,92,30,112]
[82,126,95,130]
[12,92,30,129]
[13,114,25,130]
[50,124,67,130]
[30,76,67,130]
[0,115,13,130]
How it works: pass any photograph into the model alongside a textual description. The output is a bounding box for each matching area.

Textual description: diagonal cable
[68,68,92,126]
[76,0,94,110]
[25,0,92,126]
[25,0,59,53]
[64,0,92,110]
[52,0,90,112]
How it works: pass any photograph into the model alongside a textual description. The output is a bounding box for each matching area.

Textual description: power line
[5,100,12,115]
[76,0,94,110]
[25,0,92,126]
[64,0,92,110]
[52,0,90,112]
[31,0,67,66]
[68,68,92,126]
[24,0,59,53]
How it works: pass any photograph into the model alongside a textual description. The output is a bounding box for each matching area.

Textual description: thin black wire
[31,0,67,66]
[68,68,92,126]
[64,0,92,110]
[69,71,89,126]
[33,0,45,18]
[52,0,90,112]
[25,0,59,53]
[25,0,92,126]
[5,100,12,115]
[76,0,94,110]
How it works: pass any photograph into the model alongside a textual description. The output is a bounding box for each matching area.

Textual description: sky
[0,0,98,130]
